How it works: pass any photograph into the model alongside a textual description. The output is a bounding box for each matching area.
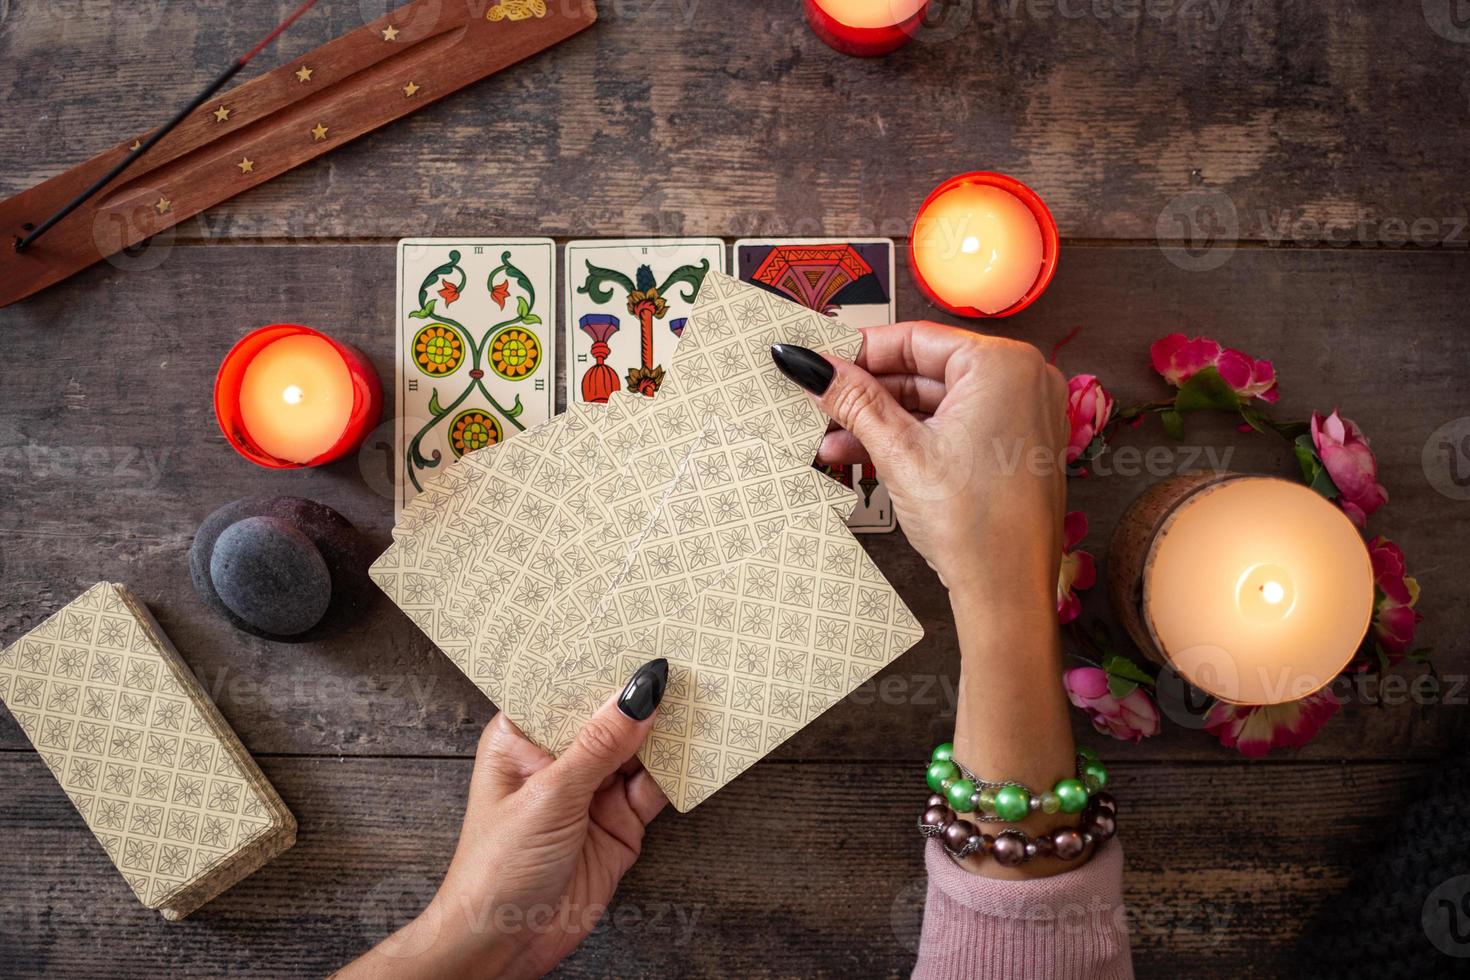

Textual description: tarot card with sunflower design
[394,239,557,517]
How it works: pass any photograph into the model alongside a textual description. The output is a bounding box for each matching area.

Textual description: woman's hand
[773,324,1081,878]
[339,659,670,980]
[773,322,1069,595]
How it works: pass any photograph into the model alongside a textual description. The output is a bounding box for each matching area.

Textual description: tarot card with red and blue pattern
[563,238,726,408]
[734,238,898,533]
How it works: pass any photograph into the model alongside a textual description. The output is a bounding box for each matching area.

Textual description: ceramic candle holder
[804,0,931,57]
[908,171,1060,319]
[214,324,381,469]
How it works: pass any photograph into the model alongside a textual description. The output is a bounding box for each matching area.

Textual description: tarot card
[395,238,557,517]
[734,238,899,533]
[564,238,726,407]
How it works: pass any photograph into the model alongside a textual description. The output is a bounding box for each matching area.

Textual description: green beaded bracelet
[925,743,1108,823]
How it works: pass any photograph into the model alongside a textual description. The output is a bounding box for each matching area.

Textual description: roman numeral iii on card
[395,240,557,518]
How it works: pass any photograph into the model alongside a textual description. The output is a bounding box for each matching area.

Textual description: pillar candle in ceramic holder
[804,0,930,57]
[1108,473,1373,705]
[215,324,382,468]
[909,171,1059,318]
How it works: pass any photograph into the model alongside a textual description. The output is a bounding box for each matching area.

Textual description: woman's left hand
[339,658,670,980]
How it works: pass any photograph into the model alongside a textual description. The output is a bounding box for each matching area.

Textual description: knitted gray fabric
[1295,752,1470,977]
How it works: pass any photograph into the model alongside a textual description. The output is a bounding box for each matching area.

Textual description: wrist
[369,892,526,980]
[933,506,1062,603]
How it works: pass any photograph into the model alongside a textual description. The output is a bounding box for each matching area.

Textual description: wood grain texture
[0,0,598,307]
[2,4,1468,975]
[1,242,1465,762]
[1,1,1467,244]
[0,754,1432,979]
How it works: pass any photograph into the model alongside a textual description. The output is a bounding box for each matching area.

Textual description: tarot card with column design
[734,238,898,533]
[564,238,726,407]
[395,239,557,518]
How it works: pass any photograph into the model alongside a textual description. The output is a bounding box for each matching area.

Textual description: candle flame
[283,384,305,405]
[1234,563,1296,622]
[960,235,981,254]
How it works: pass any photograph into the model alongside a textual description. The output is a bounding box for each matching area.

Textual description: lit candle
[909,171,1059,318]
[215,324,381,468]
[804,0,930,57]
[1111,475,1374,705]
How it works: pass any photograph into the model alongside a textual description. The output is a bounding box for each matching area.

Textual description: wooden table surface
[2,2,1468,976]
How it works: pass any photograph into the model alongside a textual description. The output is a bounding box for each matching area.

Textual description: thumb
[548,658,668,803]
[771,344,919,466]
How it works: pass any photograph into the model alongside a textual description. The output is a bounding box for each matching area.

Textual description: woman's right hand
[774,322,1070,595]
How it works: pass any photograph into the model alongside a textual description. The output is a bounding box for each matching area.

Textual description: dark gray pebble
[190,496,376,643]
[209,517,332,637]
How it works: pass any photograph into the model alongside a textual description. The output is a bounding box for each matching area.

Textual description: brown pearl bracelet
[918,790,1118,866]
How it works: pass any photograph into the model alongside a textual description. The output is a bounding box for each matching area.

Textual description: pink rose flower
[1311,410,1388,526]
[1367,535,1421,661]
[1056,511,1096,625]
[1150,333,1280,403]
[1203,688,1340,759]
[1065,374,1114,464]
[1064,667,1162,743]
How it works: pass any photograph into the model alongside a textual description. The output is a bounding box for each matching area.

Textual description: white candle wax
[1144,477,1374,705]
[912,182,1045,315]
[237,334,354,464]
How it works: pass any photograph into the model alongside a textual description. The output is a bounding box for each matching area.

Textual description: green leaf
[516,295,530,319]
[578,261,636,304]
[1295,432,1342,498]
[1173,366,1241,413]
[658,258,712,303]
[1106,674,1138,699]
[1076,433,1107,464]
[1238,403,1273,436]
[1293,433,1323,484]
[1104,654,1155,689]
[409,299,436,320]
[1160,409,1185,440]
[1308,464,1340,500]
[427,390,443,416]
[505,394,524,420]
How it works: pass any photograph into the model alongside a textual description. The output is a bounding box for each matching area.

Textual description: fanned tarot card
[563,238,726,407]
[734,238,898,533]
[372,272,925,812]
[395,239,557,517]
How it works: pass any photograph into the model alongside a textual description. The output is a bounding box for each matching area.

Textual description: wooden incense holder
[0,0,596,309]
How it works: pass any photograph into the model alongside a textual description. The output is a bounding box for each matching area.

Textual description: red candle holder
[908,171,1061,319]
[214,324,382,469]
[804,0,930,57]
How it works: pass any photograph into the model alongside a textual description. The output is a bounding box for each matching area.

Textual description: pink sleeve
[912,838,1134,980]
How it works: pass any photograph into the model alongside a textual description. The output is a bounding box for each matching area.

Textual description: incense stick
[14,0,320,253]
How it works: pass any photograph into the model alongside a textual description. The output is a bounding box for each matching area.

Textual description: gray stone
[208,517,332,637]
[190,496,377,642]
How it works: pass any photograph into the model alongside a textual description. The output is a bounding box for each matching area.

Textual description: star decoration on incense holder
[371,273,925,811]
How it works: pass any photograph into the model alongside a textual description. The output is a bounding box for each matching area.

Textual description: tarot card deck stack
[0,583,295,919]
[372,271,924,811]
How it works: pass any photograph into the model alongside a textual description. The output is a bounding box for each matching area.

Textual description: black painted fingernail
[770,344,834,395]
[618,658,668,721]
